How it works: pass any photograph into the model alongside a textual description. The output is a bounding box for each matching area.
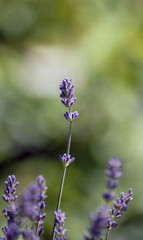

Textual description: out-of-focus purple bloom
[22,229,39,240]
[106,180,118,190]
[85,206,109,240]
[18,184,42,221]
[36,175,48,196]
[103,158,122,202]
[54,210,67,240]
[59,153,75,167]
[105,158,122,180]
[64,111,79,121]
[2,223,20,240]
[3,175,19,203]
[102,192,115,201]
[18,175,47,237]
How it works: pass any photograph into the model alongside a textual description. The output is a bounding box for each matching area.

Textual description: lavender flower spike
[59,78,75,100]
[54,209,67,240]
[107,189,133,231]
[3,175,19,203]
[59,78,79,118]
[59,153,75,167]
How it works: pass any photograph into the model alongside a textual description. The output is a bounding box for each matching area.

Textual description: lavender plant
[0,78,133,240]
[0,175,47,240]
[84,158,133,240]
[51,78,79,240]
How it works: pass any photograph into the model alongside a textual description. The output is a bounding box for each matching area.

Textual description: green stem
[105,229,110,240]
[51,116,72,240]
[66,121,72,155]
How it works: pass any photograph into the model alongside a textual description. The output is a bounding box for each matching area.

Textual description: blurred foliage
[0,0,143,239]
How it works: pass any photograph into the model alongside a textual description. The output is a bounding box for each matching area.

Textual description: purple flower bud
[61,98,77,107]
[38,227,43,236]
[102,192,116,201]
[64,111,79,121]
[106,180,118,190]
[54,210,67,240]
[59,153,75,167]
[106,219,118,230]
[115,211,123,218]
[109,208,115,216]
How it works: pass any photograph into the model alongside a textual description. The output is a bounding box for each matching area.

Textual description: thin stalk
[51,167,67,240]
[105,229,110,240]
[51,118,72,240]
[66,121,72,155]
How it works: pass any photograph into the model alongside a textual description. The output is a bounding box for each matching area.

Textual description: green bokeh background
[0,0,143,239]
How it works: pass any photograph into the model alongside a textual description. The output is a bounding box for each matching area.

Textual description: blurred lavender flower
[84,206,109,240]
[2,223,20,240]
[1,175,47,240]
[22,229,39,240]
[106,158,122,180]
[54,210,67,240]
[59,153,75,167]
[18,184,43,221]
[102,192,116,201]
[103,158,122,202]
[18,175,47,237]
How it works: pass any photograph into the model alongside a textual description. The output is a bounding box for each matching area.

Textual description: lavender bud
[61,98,77,107]
[54,210,67,240]
[59,153,75,167]
[64,111,79,121]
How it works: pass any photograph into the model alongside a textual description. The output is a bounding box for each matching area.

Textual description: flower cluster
[0,175,47,240]
[59,78,79,121]
[54,210,67,240]
[85,157,133,240]
[107,189,133,230]
[59,153,75,167]
[3,175,19,203]
[59,78,76,108]
[103,158,122,202]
